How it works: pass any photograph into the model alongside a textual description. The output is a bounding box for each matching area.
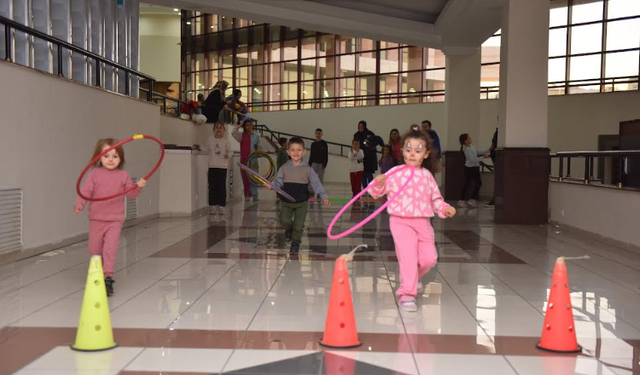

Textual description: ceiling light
[210,26,214,29]
[186,21,191,25]
[173,8,179,12]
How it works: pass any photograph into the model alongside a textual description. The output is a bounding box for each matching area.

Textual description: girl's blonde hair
[92,138,125,169]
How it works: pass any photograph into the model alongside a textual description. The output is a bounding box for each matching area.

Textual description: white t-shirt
[348,149,364,172]
[202,136,232,169]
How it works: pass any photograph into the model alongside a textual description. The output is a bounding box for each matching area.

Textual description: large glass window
[182,2,639,109]
[481,0,640,97]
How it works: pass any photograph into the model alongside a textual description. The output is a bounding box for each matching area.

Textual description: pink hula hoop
[326,165,415,240]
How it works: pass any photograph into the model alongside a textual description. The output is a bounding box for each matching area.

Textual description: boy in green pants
[269,137,330,253]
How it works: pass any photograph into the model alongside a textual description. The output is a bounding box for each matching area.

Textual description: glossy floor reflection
[1,184,639,375]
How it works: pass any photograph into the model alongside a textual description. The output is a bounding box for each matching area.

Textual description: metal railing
[550,150,640,188]
[1,15,156,100]
[253,123,355,157]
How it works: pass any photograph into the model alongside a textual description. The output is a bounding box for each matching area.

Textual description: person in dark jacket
[353,120,383,191]
[308,128,328,199]
[421,120,442,160]
[202,80,229,123]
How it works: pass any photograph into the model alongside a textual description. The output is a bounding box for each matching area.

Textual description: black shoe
[105,277,115,296]
[290,242,300,253]
[285,229,292,242]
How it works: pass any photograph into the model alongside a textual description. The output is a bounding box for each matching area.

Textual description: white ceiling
[142,0,507,50]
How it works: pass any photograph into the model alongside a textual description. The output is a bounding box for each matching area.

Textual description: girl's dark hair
[241,119,253,131]
[358,120,367,128]
[233,89,242,96]
[459,133,469,152]
[388,128,399,144]
[400,126,441,174]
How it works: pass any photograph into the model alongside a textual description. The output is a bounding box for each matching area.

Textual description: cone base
[536,343,582,353]
[319,339,362,349]
[70,343,118,352]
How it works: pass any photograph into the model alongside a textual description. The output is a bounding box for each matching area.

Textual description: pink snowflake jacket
[368,165,451,218]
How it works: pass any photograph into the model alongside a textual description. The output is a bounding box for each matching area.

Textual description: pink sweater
[75,168,141,222]
[368,165,451,218]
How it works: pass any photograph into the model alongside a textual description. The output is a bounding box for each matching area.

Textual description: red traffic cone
[537,257,582,353]
[320,254,362,348]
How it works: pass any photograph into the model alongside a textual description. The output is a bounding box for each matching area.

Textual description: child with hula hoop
[369,126,456,312]
[74,138,146,296]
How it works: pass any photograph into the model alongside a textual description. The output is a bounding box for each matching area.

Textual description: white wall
[549,182,640,248]
[0,62,161,254]
[139,14,181,82]
[253,91,640,155]
[254,102,447,151]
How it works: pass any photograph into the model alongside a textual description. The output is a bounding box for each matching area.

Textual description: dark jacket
[309,140,329,167]
[490,128,498,162]
[202,89,224,123]
[273,161,328,203]
[362,134,384,173]
[427,129,442,160]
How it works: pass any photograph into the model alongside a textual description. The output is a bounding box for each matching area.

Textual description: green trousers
[280,201,308,243]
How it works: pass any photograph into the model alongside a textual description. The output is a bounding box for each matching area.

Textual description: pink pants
[88,220,122,277]
[390,215,438,302]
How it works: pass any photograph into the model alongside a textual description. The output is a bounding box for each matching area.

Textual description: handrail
[550,150,639,188]
[552,150,640,157]
[1,14,154,100]
[253,123,355,157]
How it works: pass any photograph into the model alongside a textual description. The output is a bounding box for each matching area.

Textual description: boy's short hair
[288,137,305,148]
[315,128,323,132]
[352,139,359,144]
[279,137,288,145]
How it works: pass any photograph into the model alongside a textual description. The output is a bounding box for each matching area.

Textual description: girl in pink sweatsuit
[369,126,456,312]
[75,138,146,296]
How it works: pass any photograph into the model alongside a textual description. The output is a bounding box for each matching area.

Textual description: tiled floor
[1,184,640,375]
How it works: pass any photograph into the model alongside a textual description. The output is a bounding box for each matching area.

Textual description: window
[480,0,640,97]
[182,3,639,109]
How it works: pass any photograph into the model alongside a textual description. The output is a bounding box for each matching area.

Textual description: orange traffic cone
[537,257,582,353]
[320,246,365,348]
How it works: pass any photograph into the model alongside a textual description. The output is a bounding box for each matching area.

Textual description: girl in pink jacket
[75,138,146,296]
[369,126,456,312]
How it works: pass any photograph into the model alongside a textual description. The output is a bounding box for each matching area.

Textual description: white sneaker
[400,300,418,312]
[458,200,467,208]
[209,206,217,215]
[468,199,478,207]
[217,206,225,215]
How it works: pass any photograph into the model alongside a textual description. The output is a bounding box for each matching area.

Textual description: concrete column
[498,0,549,148]
[494,0,551,224]
[444,48,481,151]
[442,48,481,200]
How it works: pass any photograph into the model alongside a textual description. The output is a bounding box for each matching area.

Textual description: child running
[369,126,456,312]
[268,137,329,253]
[74,138,146,296]
[458,133,491,208]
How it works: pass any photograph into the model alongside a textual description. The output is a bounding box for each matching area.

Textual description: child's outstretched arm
[269,168,285,190]
[368,174,388,198]
[231,124,243,143]
[125,174,144,199]
[74,170,96,214]
[309,168,330,206]
[427,173,456,218]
